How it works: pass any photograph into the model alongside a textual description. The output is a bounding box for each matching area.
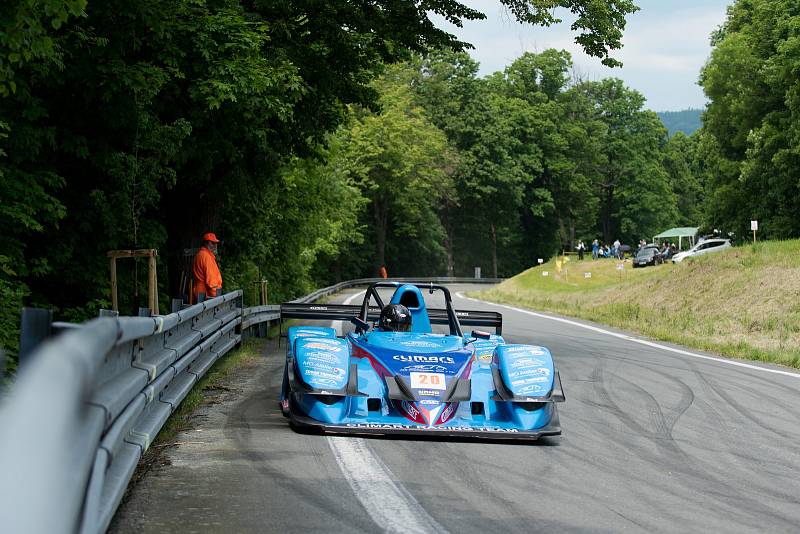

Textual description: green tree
[662,132,703,226]
[334,65,454,273]
[699,0,800,239]
[570,78,676,244]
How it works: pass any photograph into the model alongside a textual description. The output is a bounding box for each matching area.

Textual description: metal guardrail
[0,276,500,534]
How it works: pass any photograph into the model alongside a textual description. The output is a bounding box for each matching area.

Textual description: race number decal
[410,372,447,390]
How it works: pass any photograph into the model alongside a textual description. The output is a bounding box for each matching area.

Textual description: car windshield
[637,248,656,258]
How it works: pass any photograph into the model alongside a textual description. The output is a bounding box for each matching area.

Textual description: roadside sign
[542,271,549,277]
[537,258,544,264]
[616,263,624,270]
[584,272,592,279]
[750,220,758,231]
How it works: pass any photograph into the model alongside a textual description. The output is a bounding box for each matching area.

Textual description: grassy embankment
[473,240,800,369]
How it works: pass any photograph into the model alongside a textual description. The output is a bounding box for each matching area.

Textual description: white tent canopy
[653,227,699,250]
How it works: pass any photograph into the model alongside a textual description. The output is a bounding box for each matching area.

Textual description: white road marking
[325,288,445,534]
[457,292,800,380]
[327,437,446,534]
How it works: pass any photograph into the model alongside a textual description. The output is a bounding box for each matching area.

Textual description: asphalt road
[111,284,800,533]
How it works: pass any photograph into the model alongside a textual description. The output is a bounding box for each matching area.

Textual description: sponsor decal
[305,369,344,380]
[506,345,547,356]
[401,400,420,419]
[508,367,551,379]
[343,423,520,433]
[302,362,345,375]
[393,354,455,364]
[439,402,455,423]
[417,389,441,397]
[398,340,441,348]
[516,384,545,394]
[477,351,493,363]
[303,341,341,350]
[439,426,520,434]
[510,358,546,368]
[410,372,447,390]
[305,354,341,366]
[400,364,448,373]
[510,377,549,387]
[309,306,328,310]
[309,377,338,386]
[420,399,439,405]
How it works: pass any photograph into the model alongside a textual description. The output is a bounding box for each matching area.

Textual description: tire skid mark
[695,370,800,441]
[588,356,800,527]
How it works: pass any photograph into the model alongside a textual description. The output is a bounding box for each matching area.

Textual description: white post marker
[751,220,758,243]
[542,271,549,277]
[537,258,544,264]
[616,263,624,270]
[584,272,592,279]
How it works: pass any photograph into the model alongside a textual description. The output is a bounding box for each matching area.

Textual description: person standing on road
[193,232,222,302]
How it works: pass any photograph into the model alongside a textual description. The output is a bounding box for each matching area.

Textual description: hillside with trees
[657,109,703,136]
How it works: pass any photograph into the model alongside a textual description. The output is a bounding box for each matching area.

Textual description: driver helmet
[379,304,412,332]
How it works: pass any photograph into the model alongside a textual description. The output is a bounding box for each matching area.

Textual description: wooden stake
[148,252,158,315]
[110,257,118,312]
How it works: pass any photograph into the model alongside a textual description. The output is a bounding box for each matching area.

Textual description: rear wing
[280,303,502,335]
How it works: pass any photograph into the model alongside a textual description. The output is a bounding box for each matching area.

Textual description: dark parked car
[633,245,663,268]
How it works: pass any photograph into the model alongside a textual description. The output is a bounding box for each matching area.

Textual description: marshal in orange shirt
[192,246,222,301]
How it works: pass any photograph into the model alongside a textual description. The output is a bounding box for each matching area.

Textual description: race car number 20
[410,372,447,390]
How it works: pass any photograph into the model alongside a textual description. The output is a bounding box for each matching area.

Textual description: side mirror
[350,316,370,333]
[471,330,491,340]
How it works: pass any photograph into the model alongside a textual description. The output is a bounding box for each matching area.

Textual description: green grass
[472,240,800,369]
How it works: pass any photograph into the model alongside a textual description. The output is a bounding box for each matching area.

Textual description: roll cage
[359,282,464,337]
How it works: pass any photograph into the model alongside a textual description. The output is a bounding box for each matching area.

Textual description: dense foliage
[0,0,640,364]
[316,51,689,280]
[698,0,800,239]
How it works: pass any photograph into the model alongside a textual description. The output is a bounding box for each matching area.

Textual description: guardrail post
[18,307,53,365]
[137,307,152,317]
[171,298,183,313]
[98,309,119,318]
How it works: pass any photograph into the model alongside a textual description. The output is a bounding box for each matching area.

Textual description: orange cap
[203,232,220,243]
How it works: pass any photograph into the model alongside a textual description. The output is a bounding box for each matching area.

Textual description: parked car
[672,238,732,263]
[633,245,663,268]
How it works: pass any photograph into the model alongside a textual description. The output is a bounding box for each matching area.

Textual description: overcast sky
[430,0,731,111]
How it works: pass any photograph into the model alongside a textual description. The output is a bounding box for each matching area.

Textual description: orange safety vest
[192,246,222,300]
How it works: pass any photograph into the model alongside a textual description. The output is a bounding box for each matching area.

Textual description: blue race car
[279,282,564,440]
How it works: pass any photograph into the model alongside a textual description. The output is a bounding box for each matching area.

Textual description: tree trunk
[441,202,455,277]
[600,183,614,243]
[373,195,389,274]
[490,222,498,279]
[557,216,568,251]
